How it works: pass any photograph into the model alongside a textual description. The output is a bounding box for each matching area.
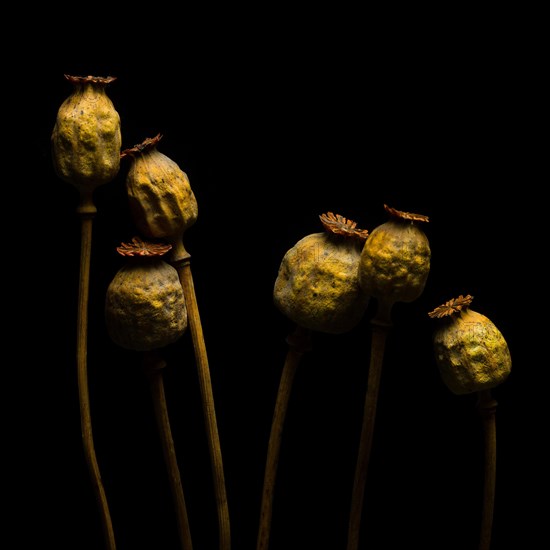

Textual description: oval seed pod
[274,212,370,334]
[429,294,512,395]
[51,75,121,190]
[122,134,198,241]
[105,238,187,351]
[359,204,430,306]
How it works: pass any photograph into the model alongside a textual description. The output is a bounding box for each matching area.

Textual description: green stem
[347,299,393,550]
[76,193,117,550]
[256,325,311,550]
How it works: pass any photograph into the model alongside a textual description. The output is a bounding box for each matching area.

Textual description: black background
[9,11,541,550]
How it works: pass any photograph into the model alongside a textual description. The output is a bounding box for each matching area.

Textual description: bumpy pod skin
[124,137,198,239]
[359,207,430,303]
[432,307,512,395]
[274,232,369,334]
[105,259,187,351]
[51,75,121,189]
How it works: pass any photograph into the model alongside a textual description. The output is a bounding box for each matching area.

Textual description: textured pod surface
[274,232,369,333]
[126,147,198,239]
[51,76,121,189]
[359,219,430,303]
[433,309,511,394]
[105,259,187,351]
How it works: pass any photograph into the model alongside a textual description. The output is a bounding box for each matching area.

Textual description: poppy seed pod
[359,204,430,305]
[273,212,370,334]
[105,238,187,352]
[51,75,121,190]
[429,295,512,395]
[122,134,198,241]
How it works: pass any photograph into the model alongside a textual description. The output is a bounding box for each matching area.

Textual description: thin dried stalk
[347,299,393,550]
[256,325,311,550]
[477,390,498,550]
[76,194,117,549]
[171,240,231,550]
[144,352,194,550]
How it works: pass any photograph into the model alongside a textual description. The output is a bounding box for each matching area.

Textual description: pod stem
[144,352,194,550]
[347,299,393,550]
[477,389,498,550]
[256,324,312,550]
[170,239,231,550]
[76,192,117,550]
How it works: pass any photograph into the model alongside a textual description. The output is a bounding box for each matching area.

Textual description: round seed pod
[51,75,121,190]
[274,212,370,334]
[429,295,512,395]
[105,238,187,351]
[122,134,198,240]
[359,204,431,305]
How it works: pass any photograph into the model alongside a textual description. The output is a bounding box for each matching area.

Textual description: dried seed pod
[122,134,198,240]
[429,295,512,395]
[105,238,187,351]
[51,75,121,190]
[359,204,430,305]
[273,212,370,334]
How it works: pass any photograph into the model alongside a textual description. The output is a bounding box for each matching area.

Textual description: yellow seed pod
[51,75,121,190]
[429,295,512,395]
[105,238,187,352]
[359,204,430,304]
[122,134,198,240]
[273,212,370,334]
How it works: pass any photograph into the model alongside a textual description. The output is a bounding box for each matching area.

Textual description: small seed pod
[121,134,198,241]
[359,204,431,305]
[51,75,121,190]
[429,295,512,395]
[273,212,370,334]
[105,237,187,351]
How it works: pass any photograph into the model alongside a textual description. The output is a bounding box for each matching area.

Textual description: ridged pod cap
[429,295,512,395]
[122,134,198,240]
[51,75,121,190]
[273,212,370,334]
[105,238,187,351]
[359,204,430,304]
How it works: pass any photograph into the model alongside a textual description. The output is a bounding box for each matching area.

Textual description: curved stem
[256,325,311,550]
[144,353,194,550]
[347,299,393,550]
[477,389,497,550]
[171,239,231,550]
[76,194,117,549]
